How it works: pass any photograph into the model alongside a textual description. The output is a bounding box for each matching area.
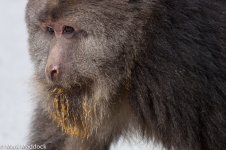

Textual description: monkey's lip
[48,82,88,100]
[43,75,93,99]
[48,85,82,94]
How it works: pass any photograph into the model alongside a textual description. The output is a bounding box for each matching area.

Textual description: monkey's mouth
[47,85,93,138]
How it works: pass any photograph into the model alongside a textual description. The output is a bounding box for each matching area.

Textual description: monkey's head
[26,0,148,138]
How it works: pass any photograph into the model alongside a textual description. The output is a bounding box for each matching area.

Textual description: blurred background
[0,1,161,150]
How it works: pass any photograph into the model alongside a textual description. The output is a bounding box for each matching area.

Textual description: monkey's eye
[63,26,75,34]
[47,26,55,35]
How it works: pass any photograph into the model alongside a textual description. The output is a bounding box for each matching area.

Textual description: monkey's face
[26,0,147,137]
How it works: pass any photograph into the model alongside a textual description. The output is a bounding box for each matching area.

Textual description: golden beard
[48,88,92,138]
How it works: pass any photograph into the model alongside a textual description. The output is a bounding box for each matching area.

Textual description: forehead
[27,0,134,24]
[37,0,78,22]
[27,0,78,22]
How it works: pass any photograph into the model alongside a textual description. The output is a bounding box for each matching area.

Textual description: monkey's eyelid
[63,26,75,34]
[47,26,55,35]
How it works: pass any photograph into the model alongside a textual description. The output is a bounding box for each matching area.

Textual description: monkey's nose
[45,64,60,82]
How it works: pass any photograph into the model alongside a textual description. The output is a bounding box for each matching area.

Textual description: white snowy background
[0,1,161,150]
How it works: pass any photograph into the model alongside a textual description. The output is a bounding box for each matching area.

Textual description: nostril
[46,65,60,82]
[50,68,58,80]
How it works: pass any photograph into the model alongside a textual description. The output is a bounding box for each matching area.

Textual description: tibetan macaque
[26,0,226,150]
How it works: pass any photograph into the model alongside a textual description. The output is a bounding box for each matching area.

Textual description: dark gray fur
[26,0,226,150]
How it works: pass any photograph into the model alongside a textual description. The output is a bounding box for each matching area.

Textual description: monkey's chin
[47,87,92,138]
